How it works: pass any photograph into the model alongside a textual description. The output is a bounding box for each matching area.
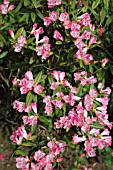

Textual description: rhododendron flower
[8,29,15,39]
[102,58,109,67]
[53,30,63,41]
[74,38,85,49]
[96,96,109,105]
[30,23,37,34]
[59,12,69,22]
[99,27,104,35]
[51,71,65,82]
[22,115,38,126]
[34,150,46,161]
[33,84,43,95]
[16,156,29,169]
[71,21,81,31]
[18,35,27,46]
[89,35,97,45]
[70,29,80,38]
[13,100,25,112]
[47,0,62,8]
[78,13,90,26]
[49,11,58,21]
[13,43,23,52]
[81,30,91,40]
[52,99,63,109]
[73,134,86,144]
[34,27,44,45]
[43,16,53,26]
[63,19,71,29]
[0,0,14,14]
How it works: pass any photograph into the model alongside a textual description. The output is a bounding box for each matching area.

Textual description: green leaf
[39,116,52,125]
[0,51,8,59]
[101,7,107,24]
[31,125,37,133]
[0,34,7,44]
[14,3,22,13]
[15,27,24,38]
[24,0,31,6]
[28,135,37,140]
[27,37,35,44]
[26,91,33,107]
[0,23,9,31]
[90,122,104,129]
[31,12,36,22]
[56,41,62,45]
[92,0,101,9]
[31,0,38,8]
[48,75,54,83]
[36,10,44,19]
[14,150,26,156]
[34,71,43,84]
[22,142,37,147]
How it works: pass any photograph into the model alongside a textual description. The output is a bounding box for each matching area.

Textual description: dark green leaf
[0,51,8,59]
[26,91,33,107]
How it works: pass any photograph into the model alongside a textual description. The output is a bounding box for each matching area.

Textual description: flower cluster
[12,71,43,95]
[8,30,27,52]
[16,139,66,170]
[43,11,98,63]
[0,0,14,15]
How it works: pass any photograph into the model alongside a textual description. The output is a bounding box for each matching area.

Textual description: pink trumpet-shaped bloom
[53,30,63,41]
[8,29,15,39]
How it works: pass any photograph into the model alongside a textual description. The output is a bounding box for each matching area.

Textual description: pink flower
[34,150,46,161]
[16,156,29,169]
[43,95,52,104]
[23,115,38,126]
[30,23,37,34]
[47,0,62,8]
[8,29,15,39]
[70,29,80,38]
[52,100,63,109]
[99,27,104,35]
[78,13,90,26]
[43,17,53,26]
[71,21,81,31]
[13,100,25,112]
[8,4,14,11]
[51,71,65,82]
[73,134,86,144]
[89,88,98,99]
[74,38,85,49]
[59,12,69,22]
[0,4,8,14]
[3,0,10,5]
[96,96,109,105]
[34,27,44,45]
[63,19,71,29]
[81,30,91,40]
[53,30,63,41]
[18,35,27,46]
[33,84,43,95]
[44,104,53,115]
[13,43,23,52]
[102,58,109,67]
[89,35,97,45]
[49,11,58,21]
[25,71,34,80]
[83,54,93,63]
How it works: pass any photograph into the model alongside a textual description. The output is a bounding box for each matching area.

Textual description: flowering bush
[0,0,113,169]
